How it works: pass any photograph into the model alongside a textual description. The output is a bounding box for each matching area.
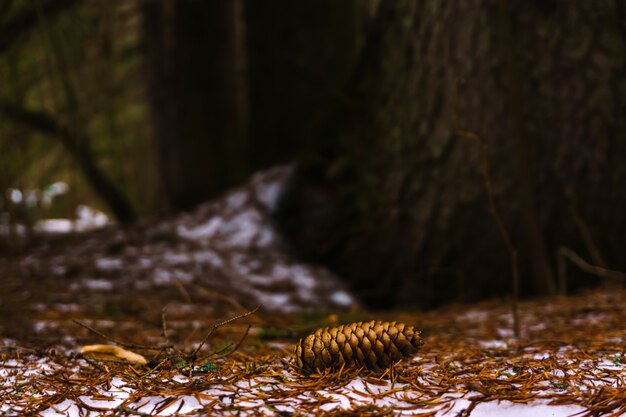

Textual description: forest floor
[1,168,625,416]
[1,271,625,416]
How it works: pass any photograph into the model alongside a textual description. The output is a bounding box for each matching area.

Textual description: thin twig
[82,356,108,372]
[161,307,169,341]
[211,324,252,360]
[559,247,626,282]
[114,406,152,417]
[189,306,259,360]
[72,320,170,351]
[456,129,521,338]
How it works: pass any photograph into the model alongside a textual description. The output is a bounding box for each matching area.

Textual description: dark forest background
[1,0,625,309]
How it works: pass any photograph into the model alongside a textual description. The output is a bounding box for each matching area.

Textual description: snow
[477,340,508,349]
[153,268,193,285]
[80,278,114,291]
[39,399,81,417]
[255,181,283,212]
[3,364,590,417]
[4,287,625,417]
[178,217,222,241]
[446,399,584,417]
[35,205,110,234]
[9,165,356,313]
[330,291,354,307]
[95,257,123,270]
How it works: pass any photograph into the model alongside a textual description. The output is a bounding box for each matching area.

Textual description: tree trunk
[245,0,367,168]
[280,0,626,308]
[142,0,248,211]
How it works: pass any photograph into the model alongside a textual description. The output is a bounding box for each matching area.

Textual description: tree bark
[142,0,248,211]
[280,0,626,307]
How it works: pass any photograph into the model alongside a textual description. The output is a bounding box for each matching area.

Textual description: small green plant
[201,361,220,373]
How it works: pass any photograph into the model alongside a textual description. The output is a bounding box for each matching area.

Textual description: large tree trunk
[142,0,248,211]
[280,0,626,308]
[244,0,367,168]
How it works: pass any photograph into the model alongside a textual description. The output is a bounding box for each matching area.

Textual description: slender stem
[456,129,521,338]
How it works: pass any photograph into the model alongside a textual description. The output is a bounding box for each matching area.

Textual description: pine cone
[293,320,423,373]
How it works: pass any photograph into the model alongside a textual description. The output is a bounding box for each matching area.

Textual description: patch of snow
[219,210,263,247]
[226,191,248,210]
[447,398,585,417]
[81,278,114,291]
[272,264,292,279]
[458,309,490,322]
[138,257,153,267]
[330,291,354,307]
[178,217,222,241]
[34,206,109,234]
[496,327,514,338]
[40,399,81,417]
[192,250,223,268]
[163,251,191,265]
[153,268,193,286]
[528,322,547,332]
[251,165,294,213]
[292,266,317,290]
[52,303,82,313]
[257,228,276,247]
[95,257,123,270]
[478,340,508,349]
[247,274,275,286]
[51,265,67,276]
[35,219,73,234]
[255,181,284,212]
[253,292,295,313]
[75,205,109,231]
[130,395,203,415]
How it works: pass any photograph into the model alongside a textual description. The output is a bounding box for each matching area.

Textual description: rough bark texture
[142,0,248,211]
[245,0,367,168]
[279,0,626,308]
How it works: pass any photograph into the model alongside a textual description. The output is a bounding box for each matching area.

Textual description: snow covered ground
[0,352,593,417]
[2,288,625,416]
[9,165,355,314]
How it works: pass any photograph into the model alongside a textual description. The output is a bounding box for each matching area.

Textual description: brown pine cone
[293,320,423,373]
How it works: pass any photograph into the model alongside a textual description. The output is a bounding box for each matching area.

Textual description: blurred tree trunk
[142,0,248,211]
[281,0,626,308]
[245,0,368,168]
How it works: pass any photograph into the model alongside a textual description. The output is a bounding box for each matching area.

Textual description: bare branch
[559,247,626,282]
[188,306,260,360]
[0,98,137,223]
[0,0,82,55]
[456,129,521,338]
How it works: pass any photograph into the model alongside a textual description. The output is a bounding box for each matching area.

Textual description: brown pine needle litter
[1,289,626,416]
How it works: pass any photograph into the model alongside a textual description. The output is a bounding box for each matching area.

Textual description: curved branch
[0,0,82,55]
[0,98,137,224]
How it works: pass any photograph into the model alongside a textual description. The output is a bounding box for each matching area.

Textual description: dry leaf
[80,344,148,365]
